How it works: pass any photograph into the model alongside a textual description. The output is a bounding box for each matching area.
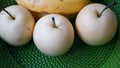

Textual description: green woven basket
[0,0,120,68]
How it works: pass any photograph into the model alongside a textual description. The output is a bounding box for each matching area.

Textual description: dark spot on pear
[27,27,31,31]
[17,38,23,42]
[60,0,64,1]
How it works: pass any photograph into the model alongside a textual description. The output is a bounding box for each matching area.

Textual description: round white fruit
[33,14,74,56]
[0,5,35,46]
[75,3,117,46]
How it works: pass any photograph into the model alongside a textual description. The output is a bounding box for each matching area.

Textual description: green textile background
[0,0,120,68]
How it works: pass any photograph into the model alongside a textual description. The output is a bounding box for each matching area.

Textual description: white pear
[0,5,35,46]
[33,14,74,56]
[75,3,117,46]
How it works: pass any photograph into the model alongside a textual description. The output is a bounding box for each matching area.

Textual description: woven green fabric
[0,0,120,68]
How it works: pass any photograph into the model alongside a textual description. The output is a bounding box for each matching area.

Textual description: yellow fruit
[31,11,77,20]
[16,0,90,19]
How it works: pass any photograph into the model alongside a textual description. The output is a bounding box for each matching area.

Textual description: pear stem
[3,9,15,19]
[99,1,117,17]
[52,17,57,28]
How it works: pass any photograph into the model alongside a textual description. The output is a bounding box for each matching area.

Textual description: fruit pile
[0,0,117,56]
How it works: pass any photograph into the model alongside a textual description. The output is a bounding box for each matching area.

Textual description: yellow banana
[16,0,90,19]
